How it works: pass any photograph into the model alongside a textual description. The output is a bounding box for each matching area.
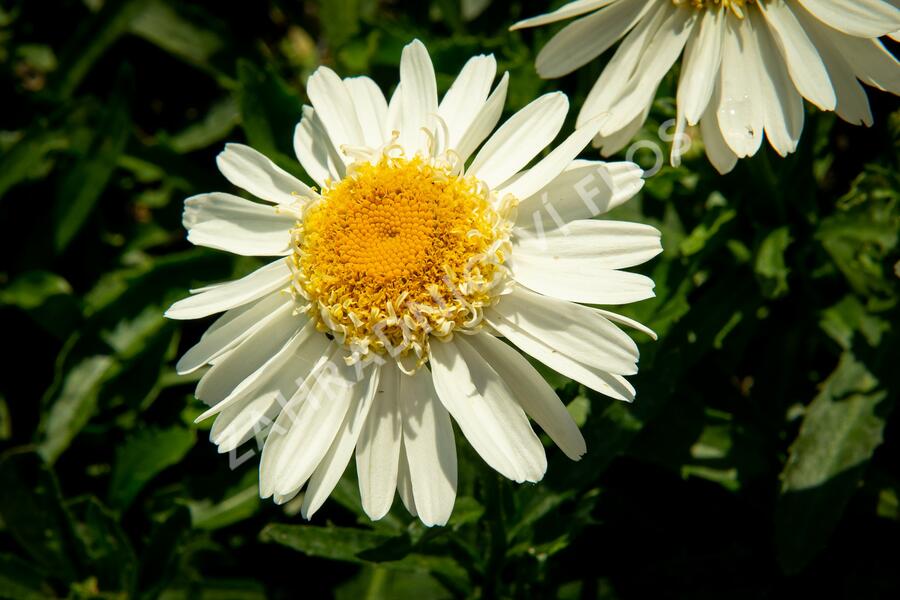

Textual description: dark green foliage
[0,1,898,598]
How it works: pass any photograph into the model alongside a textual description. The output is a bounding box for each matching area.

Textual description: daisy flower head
[512,0,900,173]
[167,40,661,526]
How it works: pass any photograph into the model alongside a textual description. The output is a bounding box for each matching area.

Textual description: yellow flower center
[673,0,758,17]
[291,155,513,370]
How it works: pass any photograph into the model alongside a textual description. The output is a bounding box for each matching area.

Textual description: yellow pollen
[673,0,758,18]
[291,155,512,369]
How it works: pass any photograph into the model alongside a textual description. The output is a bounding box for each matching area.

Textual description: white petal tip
[419,519,445,528]
[362,507,390,521]
[418,513,451,527]
[194,405,220,423]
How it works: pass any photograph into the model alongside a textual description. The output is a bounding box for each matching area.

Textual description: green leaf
[188,484,260,531]
[136,505,191,596]
[0,452,81,582]
[0,554,53,600]
[260,524,394,563]
[0,127,70,200]
[38,355,117,464]
[108,426,195,509]
[0,396,10,442]
[69,497,138,595]
[817,179,899,300]
[0,271,82,339]
[336,566,452,600]
[237,60,304,177]
[156,579,267,600]
[320,0,361,47]
[0,271,72,309]
[775,352,893,573]
[52,69,132,252]
[39,305,174,464]
[433,0,464,33]
[565,395,591,428]
[51,0,150,97]
[877,486,899,521]
[819,295,889,350]
[260,524,468,585]
[167,96,239,153]
[506,489,576,543]
[461,0,491,21]
[447,496,484,528]
[677,199,736,257]
[754,226,792,299]
[128,0,230,84]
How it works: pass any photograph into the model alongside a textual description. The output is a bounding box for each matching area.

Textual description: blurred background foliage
[1,0,899,598]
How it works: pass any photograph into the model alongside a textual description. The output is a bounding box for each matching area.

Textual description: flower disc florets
[290,151,515,370]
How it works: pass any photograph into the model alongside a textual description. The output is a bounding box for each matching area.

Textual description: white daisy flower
[512,0,900,173]
[167,40,660,526]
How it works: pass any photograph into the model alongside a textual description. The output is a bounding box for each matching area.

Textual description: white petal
[430,337,546,483]
[594,308,658,341]
[700,86,739,174]
[749,9,805,156]
[498,116,605,201]
[183,193,295,256]
[195,320,328,422]
[515,160,644,231]
[576,1,669,129]
[512,260,656,306]
[485,306,636,402]
[306,67,366,153]
[669,112,689,168]
[823,33,900,96]
[716,13,764,157]
[165,258,291,320]
[399,40,438,154]
[514,219,661,270]
[210,396,278,455]
[796,0,900,38]
[396,437,417,517]
[438,54,497,150]
[597,6,696,137]
[355,362,402,520]
[176,292,291,374]
[467,92,568,189]
[301,365,381,518]
[193,302,304,406]
[258,347,355,498]
[216,143,317,205]
[488,286,640,375]
[510,0,615,30]
[595,103,651,156]
[344,76,389,149]
[678,7,725,126]
[386,82,403,137]
[209,346,309,453]
[794,11,873,127]
[400,367,457,527]
[758,0,836,110]
[454,72,509,164]
[466,333,586,461]
[535,0,652,78]
[293,106,346,187]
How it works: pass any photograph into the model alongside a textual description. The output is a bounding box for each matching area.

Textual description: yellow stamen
[672,0,758,18]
